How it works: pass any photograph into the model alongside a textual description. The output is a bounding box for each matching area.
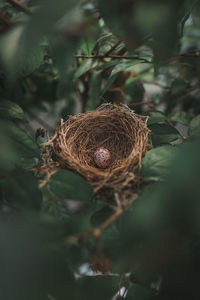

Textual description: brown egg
[94,147,111,169]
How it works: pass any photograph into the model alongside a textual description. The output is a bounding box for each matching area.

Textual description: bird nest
[38,103,150,192]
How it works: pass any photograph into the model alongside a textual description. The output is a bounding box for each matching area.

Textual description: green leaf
[49,35,79,98]
[0,0,79,76]
[168,111,191,125]
[149,123,180,146]
[20,46,45,77]
[171,78,188,96]
[100,60,150,97]
[96,33,113,47]
[50,35,78,79]
[0,212,75,300]
[48,170,93,202]
[101,183,166,272]
[188,115,200,139]
[0,121,39,171]
[87,70,102,110]
[100,73,118,97]
[79,37,96,56]
[124,67,153,85]
[141,145,178,182]
[1,169,42,209]
[7,122,39,158]
[111,60,146,77]
[0,28,44,77]
[144,110,166,125]
[74,59,98,81]
[96,59,122,71]
[0,100,27,121]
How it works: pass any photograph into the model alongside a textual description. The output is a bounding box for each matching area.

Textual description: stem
[118,273,125,297]
[62,194,137,246]
[75,50,200,64]
[74,54,151,64]
[92,206,123,238]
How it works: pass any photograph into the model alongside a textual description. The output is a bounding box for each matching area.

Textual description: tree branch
[75,50,200,64]
[61,193,137,246]
[75,54,151,63]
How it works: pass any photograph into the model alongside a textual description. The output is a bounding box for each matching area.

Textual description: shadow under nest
[38,104,150,194]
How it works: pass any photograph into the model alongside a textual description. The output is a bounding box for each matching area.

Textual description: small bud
[94,147,111,169]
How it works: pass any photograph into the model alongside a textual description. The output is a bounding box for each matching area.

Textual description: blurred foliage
[1,0,200,299]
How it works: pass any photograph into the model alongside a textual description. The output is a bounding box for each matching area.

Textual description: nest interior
[41,104,150,192]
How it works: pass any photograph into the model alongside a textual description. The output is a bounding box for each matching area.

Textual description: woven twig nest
[39,103,150,192]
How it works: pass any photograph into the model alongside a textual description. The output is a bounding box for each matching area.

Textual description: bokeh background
[0,0,200,299]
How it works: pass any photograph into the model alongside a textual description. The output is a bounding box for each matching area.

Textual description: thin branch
[174,52,200,58]
[62,206,124,245]
[129,101,145,107]
[105,40,122,56]
[168,50,200,64]
[118,273,125,298]
[7,0,30,15]
[74,54,151,64]
[75,50,200,65]
[92,206,123,238]
[62,194,137,246]
[122,276,131,298]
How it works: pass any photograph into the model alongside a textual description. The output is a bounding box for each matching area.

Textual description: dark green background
[0,0,200,299]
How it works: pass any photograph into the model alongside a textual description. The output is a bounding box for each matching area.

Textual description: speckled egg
[94,147,111,169]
